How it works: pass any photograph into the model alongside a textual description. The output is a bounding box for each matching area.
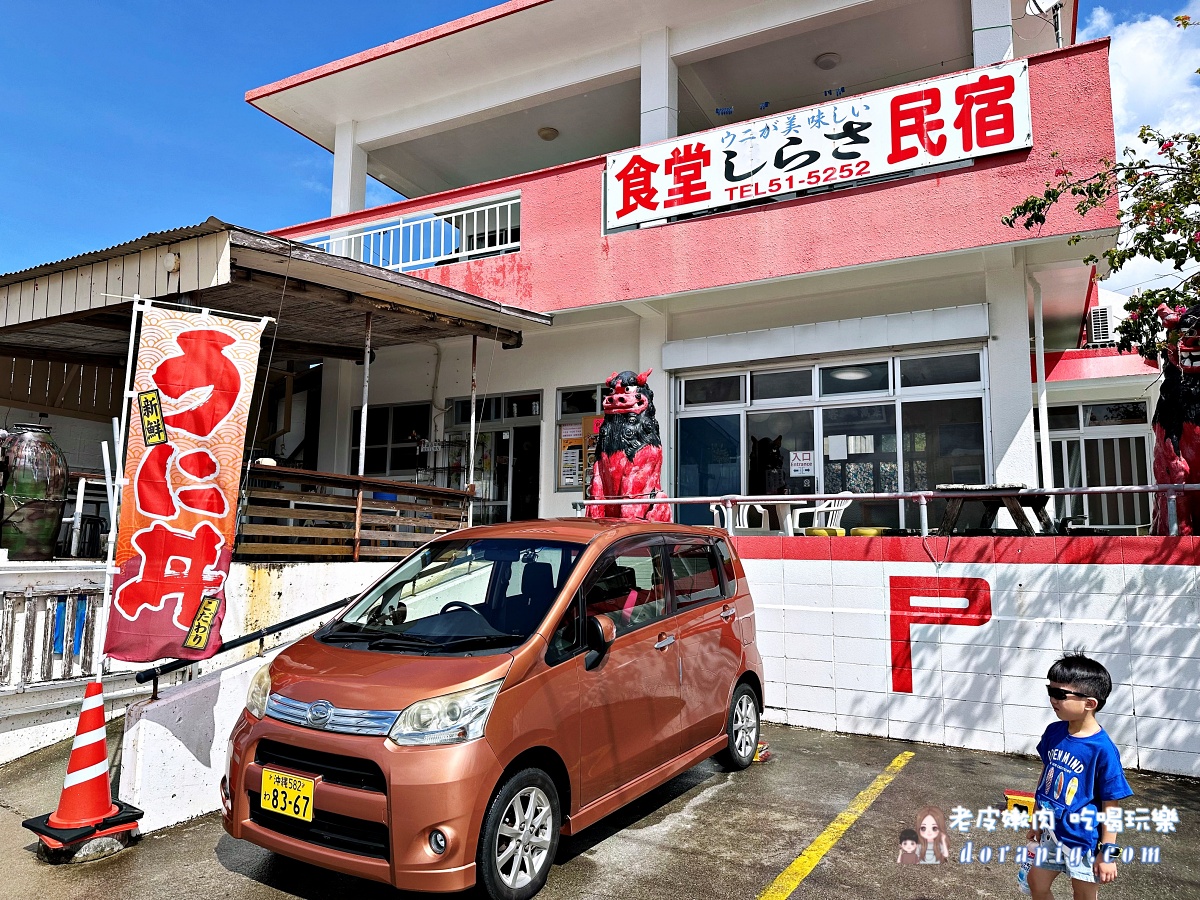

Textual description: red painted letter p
[889,576,991,693]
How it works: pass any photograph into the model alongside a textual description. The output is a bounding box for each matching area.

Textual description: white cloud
[1079,4,1200,296]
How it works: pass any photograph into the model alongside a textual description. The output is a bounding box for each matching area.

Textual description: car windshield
[321,538,585,653]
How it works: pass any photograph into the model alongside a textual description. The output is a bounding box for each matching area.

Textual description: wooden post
[353,482,364,562]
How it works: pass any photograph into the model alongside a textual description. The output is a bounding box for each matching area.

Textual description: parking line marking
[757,751,915,900]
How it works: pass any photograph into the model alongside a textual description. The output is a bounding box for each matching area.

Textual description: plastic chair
[790,491,854,535]
[709,502,769,531]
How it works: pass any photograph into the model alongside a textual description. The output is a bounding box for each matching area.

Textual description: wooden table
[934,483,1055,537]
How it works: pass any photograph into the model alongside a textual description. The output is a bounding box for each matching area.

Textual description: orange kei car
[222,518,764,899]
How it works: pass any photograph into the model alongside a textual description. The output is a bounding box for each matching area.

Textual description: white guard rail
[311,193,520,272]
[574,483,1200,537]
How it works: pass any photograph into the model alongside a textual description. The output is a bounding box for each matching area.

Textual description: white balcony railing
[311,193,520,272]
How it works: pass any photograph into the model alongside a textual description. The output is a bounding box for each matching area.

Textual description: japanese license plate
[261,768,314,822]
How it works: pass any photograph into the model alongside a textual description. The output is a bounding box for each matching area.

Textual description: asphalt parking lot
[2,723,1197,900]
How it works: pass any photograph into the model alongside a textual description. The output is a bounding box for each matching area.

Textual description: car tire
[716,682,760,771]
[477,768,561,900]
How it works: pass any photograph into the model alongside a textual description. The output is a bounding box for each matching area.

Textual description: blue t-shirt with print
[1035,720,1134,851]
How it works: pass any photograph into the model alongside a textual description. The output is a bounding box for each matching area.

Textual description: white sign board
[604,59,1031,231]
[790,450,815,478]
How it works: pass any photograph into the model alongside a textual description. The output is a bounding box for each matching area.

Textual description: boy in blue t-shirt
[1027,653,1133,899]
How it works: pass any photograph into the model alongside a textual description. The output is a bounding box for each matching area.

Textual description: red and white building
[253,0,1154,532]
[4,0,1198,781]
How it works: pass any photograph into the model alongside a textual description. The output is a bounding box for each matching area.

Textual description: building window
[673,349,988,530]
[1084,401,1147,427]
[350,403,432,477]
[899,353,981,388]
[1036,400,1152,530]
[452,393,540,426]
[819,361,890,396]
[1033,405,1082,431]
[556,384,603,491]
[682,374,744,406]
[750,368,813,402]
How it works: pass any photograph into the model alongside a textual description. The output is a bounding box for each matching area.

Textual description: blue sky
[0,1,1190,275]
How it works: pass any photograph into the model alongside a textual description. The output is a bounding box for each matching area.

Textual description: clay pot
[0,423,70,561]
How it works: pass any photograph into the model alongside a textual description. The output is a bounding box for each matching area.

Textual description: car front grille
[266,693,399,736]
[256,739,388,793]
[248,793,390,860]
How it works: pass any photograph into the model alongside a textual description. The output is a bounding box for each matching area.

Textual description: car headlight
[388,679,503,746]
[246,664,272,719]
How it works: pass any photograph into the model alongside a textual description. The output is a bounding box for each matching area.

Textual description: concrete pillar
[640,29,678,145]
[331,120,367,217]
[984,250,1037,491]
[633,303,671,494]
[971,0,1013,65]
[317,358,356,474]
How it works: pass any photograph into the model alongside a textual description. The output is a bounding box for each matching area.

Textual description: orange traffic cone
[49,680,118,828]
[22,679,142,855]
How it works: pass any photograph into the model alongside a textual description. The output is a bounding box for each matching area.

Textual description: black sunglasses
[1047,686,1092,701]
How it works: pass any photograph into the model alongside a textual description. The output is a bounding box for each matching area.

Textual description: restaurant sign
[604,58,1031,231]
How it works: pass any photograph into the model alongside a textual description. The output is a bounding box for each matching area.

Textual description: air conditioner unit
[1088,306,1112,345]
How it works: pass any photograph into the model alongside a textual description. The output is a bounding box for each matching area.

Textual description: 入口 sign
[604,58,1031,231]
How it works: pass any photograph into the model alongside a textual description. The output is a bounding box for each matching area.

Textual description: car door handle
[654,633,676,650]
[720,605,736,621]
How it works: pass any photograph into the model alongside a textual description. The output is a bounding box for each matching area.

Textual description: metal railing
[310,194,521,272]
[574,483,1200,537]
[135,597,351,697]
[0,588,103,687]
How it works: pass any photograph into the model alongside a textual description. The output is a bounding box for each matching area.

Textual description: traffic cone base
[23,800,141,850]
[21,680,143,855]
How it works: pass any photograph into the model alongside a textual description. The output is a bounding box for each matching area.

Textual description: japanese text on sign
[105,306,264,664]
[604,59,1031,230]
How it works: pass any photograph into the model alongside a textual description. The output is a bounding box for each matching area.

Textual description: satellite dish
[1025,0,1065,48]
[1025,0,1063,15]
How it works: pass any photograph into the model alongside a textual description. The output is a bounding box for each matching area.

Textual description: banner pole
[467,335,477,529]
[96,296,146,679]
[356,312,372,478]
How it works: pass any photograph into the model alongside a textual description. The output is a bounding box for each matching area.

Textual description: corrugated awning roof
[0,218,550,366]
[0,218,232,289]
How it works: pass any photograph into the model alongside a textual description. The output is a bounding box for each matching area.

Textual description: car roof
[443,517,729,548]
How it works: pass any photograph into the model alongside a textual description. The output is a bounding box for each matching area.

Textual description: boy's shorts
[1033,829,1095,883]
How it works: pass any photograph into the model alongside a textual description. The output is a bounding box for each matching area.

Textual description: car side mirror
[584,614,616,670]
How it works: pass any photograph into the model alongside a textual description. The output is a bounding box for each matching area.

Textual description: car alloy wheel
[732,692,758,760]
[717,682,760,770]
[478,767,561,900]
[496,786,554,890]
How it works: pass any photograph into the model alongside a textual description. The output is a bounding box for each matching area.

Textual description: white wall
[120,649,281,833]
[0,408,110,472]
[746,553,1200,778]
[317,315,642,519]
[206,560,393,675]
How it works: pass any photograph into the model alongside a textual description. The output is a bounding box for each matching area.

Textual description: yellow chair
[850,527,890,536]
[804,527,845,536]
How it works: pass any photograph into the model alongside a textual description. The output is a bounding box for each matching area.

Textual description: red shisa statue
[587,369,671,522]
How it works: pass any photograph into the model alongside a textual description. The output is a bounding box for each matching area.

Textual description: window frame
[555,384,603,492]
[672,348,990,529]
[667,537,727,612]
[349,401,433,478]
[580,535,672,637]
